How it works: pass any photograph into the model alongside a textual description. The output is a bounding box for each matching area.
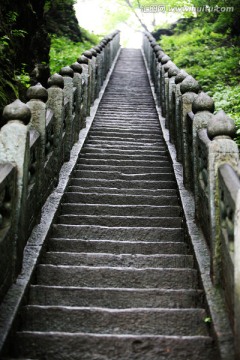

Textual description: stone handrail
[0,30,120,303]
[142,31,240,358]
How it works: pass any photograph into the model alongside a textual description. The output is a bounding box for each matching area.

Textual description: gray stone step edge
[141,49,234,360]
[0,46,122,356]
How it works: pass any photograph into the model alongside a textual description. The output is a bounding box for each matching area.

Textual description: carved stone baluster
[1,99,31,273]
[180,75,200,188]
[47,73,64,173]
[207,110,238,283]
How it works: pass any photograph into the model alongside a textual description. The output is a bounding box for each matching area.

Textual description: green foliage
[49,32,99,74]
[80,27,100,44]
[14,64,30,88]
[159,21,240,144]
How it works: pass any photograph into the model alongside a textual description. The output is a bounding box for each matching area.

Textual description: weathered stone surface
[2,99,31,125]
[192,91,215,114]
[207,110,236,139]
[36,265,198,288]
[52,224,183,241]
[58,214,182,228]
[48,239,188,255]
[21,306,208,335]
[61,203,182,217]
[15,333,217,360]
[29,285,202,308]
[42,252,193,268]
[180,75,200,94]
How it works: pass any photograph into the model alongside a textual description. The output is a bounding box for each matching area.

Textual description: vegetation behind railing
[143,31,240,359]
[0,30,120,303]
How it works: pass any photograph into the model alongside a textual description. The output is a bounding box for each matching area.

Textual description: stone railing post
[26,83,48,204]
[155,50,165,106]
[83,49,96,105]
[71,62,83,141]
[93,45,102,98]
[235,182,240,359]
[180,75,200,189]
[191,92,215,194]
[59,66,74,161]
[174,70,189,162]
[206,110,239,282]
[159,54,170,118]
[47,73,64,174]
[0,163,17,301]
[165,63,179,141]
[77,55,91,117]
[0,100,31,273]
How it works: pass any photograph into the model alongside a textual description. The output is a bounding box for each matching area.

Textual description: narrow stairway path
[8,48,217,359]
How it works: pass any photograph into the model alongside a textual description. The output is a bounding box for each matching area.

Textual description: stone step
[98,103,156,108]
[73,170,175,182]
[76,159,170,168]
[36,265,197,289]
[82,145,166,154]
[90,125,162,132]
[83,143,165,151]
[79,150,168,159]
[63,192,179,206]
[93,116,159,123]
[87,137,163,145]
[29,285,203,308]
[66,186,178,197]
[86,139,163,148]
[95,111,159,117]
[75,164,171,173]
[87,129,161,136]
[57,215,182,228]
[20,306,208,336]
[47,239,188,255]
[87,130,162,138]
[51,224,183,241]
[15,332,217,360]
[69,178,178,190]
[91,119,160,125]
[42,252,193,268]
[61,204,182,217]
[92,123,160,128]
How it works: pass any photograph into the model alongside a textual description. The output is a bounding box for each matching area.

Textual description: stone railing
[143,31,240,358]
[0,30,120,303]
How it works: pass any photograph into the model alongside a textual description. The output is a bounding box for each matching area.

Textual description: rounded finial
[26,83,48,102]
[157,50,164,58]
[180,75,200,94]
[93,45,101,54]
[77,55,89,64]
[59,66,74,78]
[207,110,236,140]
[158,51,165,62]
[89,48,97,57]
[83,50,92,59]
[154,44,162,53]
[47,73,64,88]
[163,60,174,72]
[192,92,215,114]
[168,65,180,78]
[71,62,82,74]
[175,70,188,84]
[161,55,171,64]
[2,99,31,126]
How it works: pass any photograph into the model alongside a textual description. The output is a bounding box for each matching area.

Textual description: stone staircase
[4,49,218,359]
